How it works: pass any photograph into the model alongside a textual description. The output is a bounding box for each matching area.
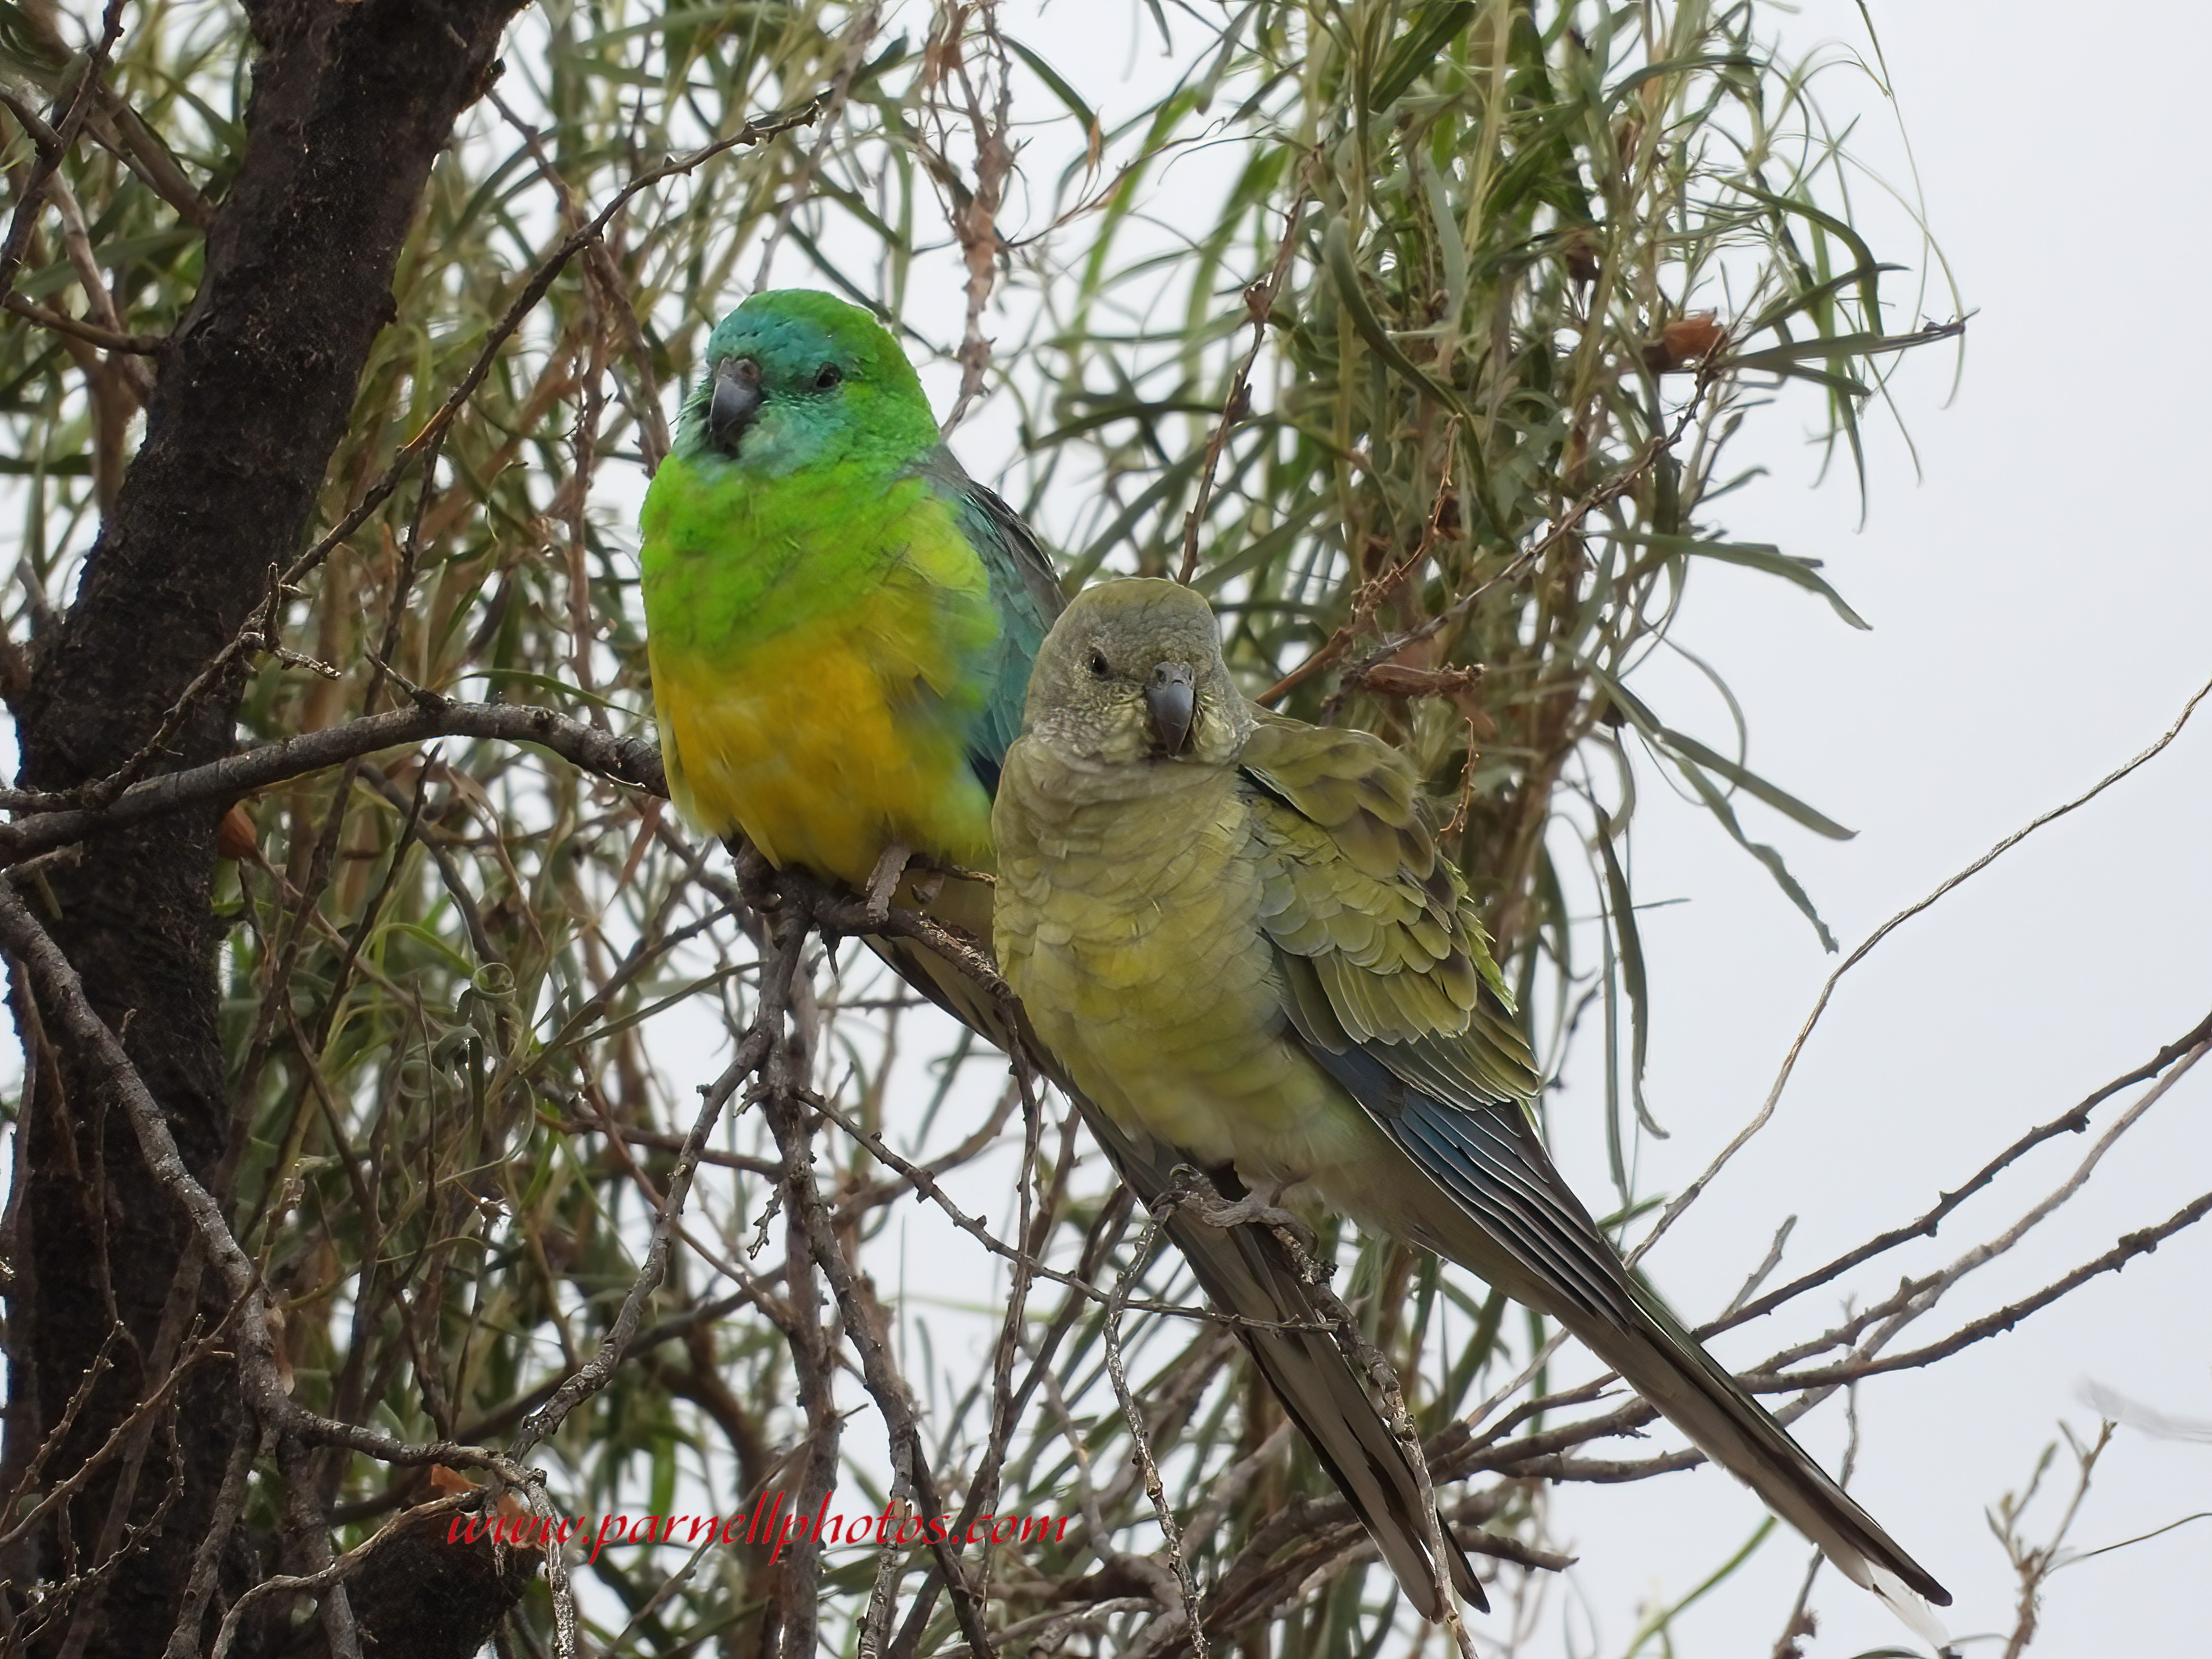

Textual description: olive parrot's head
[679,290,938,474]
[1022,578,1252,765]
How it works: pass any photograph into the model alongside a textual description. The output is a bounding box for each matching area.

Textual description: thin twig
[1768,1181,2212,1392]
[508,1026,770,1463]
[1261,448,1454,707]
[0,699,668,863]
[934,0,1015,432]
[0,0,126,305]
[1994,1421,2115,1659]
[204,1491,477,1659]
[0,290,163,353]
[1103,1208,1211,1659]
[1177,190,1309,586]
[1717,1006,2212,1333]
[762,923,1001,1659]
[161,1422,266,1659]
[0,879,293,1424]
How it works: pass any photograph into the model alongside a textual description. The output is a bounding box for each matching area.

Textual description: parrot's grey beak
[1144,661,1196,757]
[709,357,763,452]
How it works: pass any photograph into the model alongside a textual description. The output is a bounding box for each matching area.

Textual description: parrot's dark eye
[813,363,843,391]
[1086,649,1112,680]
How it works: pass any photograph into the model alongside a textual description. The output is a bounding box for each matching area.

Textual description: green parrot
[993,577,1953,1624]
[638,293,1484,1617]
[641,288,1059,900]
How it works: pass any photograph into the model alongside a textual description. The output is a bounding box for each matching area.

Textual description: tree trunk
[2,1,526,1651]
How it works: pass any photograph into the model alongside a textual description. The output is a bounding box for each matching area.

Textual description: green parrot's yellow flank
[994,578,1952,1624]
[639,301,1482,1617]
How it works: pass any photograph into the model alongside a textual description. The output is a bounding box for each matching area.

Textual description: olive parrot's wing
[1238,718,1952,1617]
[912,450,1062,790]
[1242,716,1541,1107]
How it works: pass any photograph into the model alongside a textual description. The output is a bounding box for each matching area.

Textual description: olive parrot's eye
[813,363,843,390]
[1086,649,1112,680]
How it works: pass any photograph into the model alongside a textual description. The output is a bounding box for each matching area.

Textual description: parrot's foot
[1164,1168,1319,1257]
[863,839,915,924]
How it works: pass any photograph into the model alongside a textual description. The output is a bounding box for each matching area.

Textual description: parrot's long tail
[862,916,1486,1621]
[1554,1279,1954,1642]
[1387,1091,1953,1621]
[1103,1133,1486,1622]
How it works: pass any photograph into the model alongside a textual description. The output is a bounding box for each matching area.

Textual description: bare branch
[1719,1007,2212,1333]
[0,700,667,862]
[1177,190,1310,587]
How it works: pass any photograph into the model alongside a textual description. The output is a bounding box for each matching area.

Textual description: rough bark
[2,0,527,1652]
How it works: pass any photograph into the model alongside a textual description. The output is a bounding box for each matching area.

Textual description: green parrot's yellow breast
[650,599,994,888]
[641,462,1000,888]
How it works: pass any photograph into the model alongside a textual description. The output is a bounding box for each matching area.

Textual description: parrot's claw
[1166,1169,1318,1256]
[863,840,914,924]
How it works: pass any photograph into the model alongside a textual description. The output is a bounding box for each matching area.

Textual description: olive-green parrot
[993,577,1951,1623]
[638,294,1483,1615]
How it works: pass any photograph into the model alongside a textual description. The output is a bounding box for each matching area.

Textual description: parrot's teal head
[1021,578,1252,766]
[677,290,941,476]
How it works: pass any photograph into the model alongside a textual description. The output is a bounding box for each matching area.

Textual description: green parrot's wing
[1237,717,1953,1614]
[912,449,1063,787]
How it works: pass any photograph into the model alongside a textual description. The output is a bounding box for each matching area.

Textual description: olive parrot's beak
[709,357,763,452]
[1144,661,1196,757]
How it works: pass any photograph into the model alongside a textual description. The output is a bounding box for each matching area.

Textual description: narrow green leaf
[1582,668,1842,946]
[1672,754,1840,951]
[1370,1,1476,110]
[1594,812,1662,1140]
[1623,533,1871,629]
[1654,726,1856,840]
[1720,323,1960,373]
[1005,37,1100,148]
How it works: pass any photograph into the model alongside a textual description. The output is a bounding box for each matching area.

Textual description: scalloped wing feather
[1242,719,1528,1091]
